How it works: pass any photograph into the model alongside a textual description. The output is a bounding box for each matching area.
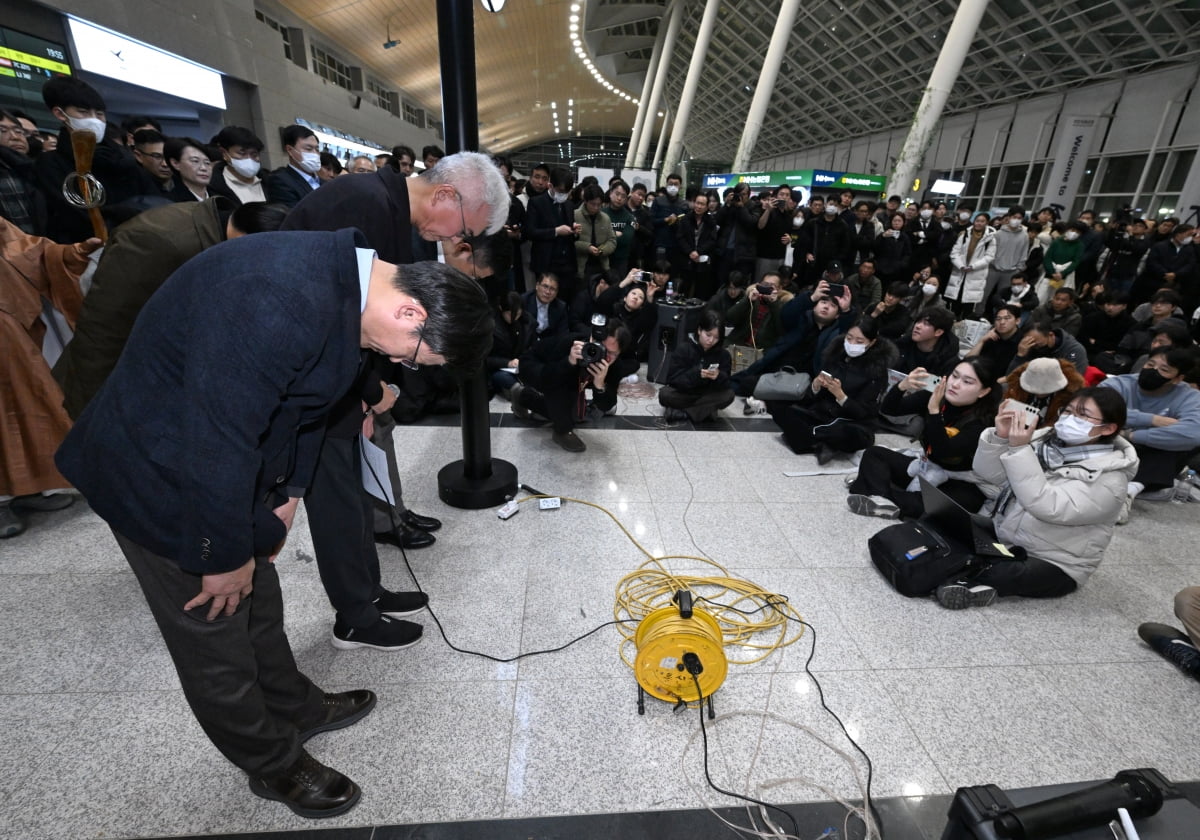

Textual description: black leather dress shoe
[248,750,361,818]
[298,689,377,742]
[401,509,442,532]
[375,526,435,549]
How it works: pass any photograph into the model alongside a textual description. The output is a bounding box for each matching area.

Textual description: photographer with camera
[510,317,634,452]
[714,184,758,290]
[754,185,796,283]
[658,309,735,424]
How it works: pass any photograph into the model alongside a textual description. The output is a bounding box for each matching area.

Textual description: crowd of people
[3,74,1200,821]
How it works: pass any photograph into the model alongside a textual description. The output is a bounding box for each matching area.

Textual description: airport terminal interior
[4,0,1200,839]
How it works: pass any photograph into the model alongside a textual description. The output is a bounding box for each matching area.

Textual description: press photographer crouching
[847,357,1000,519]
[510,317,635,452]
[936,387,1137,609]
[767,317,896,463]
[658,309,735,424]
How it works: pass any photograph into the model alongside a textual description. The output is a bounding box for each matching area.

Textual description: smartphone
[640,271,653,282]
[706,363,719,372]
[755,283,775,296]
[920,374,943,393]
[819,370,833,380]
[826,282,846,297]
[1006,398,1045,421]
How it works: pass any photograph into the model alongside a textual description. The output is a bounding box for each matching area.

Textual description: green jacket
[54,198,229,419]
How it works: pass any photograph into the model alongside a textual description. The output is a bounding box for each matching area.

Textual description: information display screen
[0,26,72,111]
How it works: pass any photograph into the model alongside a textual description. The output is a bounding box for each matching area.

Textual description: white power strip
[497,500,519,520]
[538,497,562,510]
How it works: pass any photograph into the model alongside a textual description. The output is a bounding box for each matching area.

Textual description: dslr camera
[578,313,608,367]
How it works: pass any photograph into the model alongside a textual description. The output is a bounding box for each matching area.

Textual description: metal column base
[437,458,518,509]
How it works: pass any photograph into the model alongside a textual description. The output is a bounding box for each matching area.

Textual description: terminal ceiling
[277,0,1200,166]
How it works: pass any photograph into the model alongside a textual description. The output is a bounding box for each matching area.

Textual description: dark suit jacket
[56,229,365,574]
[283,164,413,265]
[522,289,570,342]
[263,164,316,208]
[525,192,576,276]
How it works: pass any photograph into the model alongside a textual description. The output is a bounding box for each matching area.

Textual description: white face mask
[1009,218,1023,229]
[1054,414,1100,446]
[1010,284,1027,296]
[1064,231,1080,241]
[297,151,322,174]
[824,205,837,216]
[68,116,106,142]
[792,216,804,228]
[922,283,938,297]
[844,340,868,358]
[666,185,679,197]
[228,157,260,179]
[919,209,933,220]
[1182,236,1195,246]
[551,190,569,204]
[958,211,970,222]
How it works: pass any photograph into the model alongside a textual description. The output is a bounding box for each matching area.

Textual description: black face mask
[1138,368,1171,391]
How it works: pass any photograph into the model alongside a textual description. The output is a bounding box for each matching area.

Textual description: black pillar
[436,0,519,509]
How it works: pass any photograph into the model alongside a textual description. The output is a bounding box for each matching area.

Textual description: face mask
[824,205,837,216]
[297,151,322,174]
[1011,285,1027,296]
[1054,414,1100,446]
[958,211,970,222]
[68,116,106,142]
[919,209,933,220]
[792,216,804,228]
[552,190,569,204]
[1138,368,1171,391]
[1182,237,1195,246]
[228,157,260,179]
[844,340,868,358]
[1009,218,1023,229]
[1064,231,1080,241]
[922,283,938,297]
[666,185,679,197]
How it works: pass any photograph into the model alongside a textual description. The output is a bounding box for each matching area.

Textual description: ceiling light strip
[569,1,638,105]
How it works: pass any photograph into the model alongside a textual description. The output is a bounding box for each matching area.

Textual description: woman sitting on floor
[934,387,1138,609]
[767,317,896,463]
[847,356,1000,519]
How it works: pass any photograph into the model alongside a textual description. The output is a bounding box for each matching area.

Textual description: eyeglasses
[135,149,165,161]
[0,125,34,138]
[398,329,423,371]
[1060,405,1103,423]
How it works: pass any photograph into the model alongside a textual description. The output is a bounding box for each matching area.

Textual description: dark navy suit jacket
[56,229,366,574]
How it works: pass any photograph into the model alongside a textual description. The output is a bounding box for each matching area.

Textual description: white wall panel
[1104,70,1194,153]
[1006,94,1063,163]
[928,114,976,170]
[965,106,1018,166]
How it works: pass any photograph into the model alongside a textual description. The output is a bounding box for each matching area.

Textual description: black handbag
[867,520,976,597]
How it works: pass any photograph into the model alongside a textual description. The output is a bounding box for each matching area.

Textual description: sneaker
[332,614,422,651]
[1116,492,1134,526]
[509,382,531,421]
[1138,622,1200,678]
[373,590,428,618]
[552,430,586,452]
[663,407,689,422]
[743,397,767,415]
[815,443,836,466]
[11,493,74,512]
[846,494,901,519]
[621,373,638,385]
[1139,487,1174,502]
[935,581,997,610]
[0,504,26,538]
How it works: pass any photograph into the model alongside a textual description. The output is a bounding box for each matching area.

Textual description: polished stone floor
[2,380,1197,839]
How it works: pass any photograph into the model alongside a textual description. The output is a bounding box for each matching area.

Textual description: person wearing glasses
[129,128,174,193]
[0,109,44,234]
[934,387,1137,609]
[281,151,511,645]
[55,231,494,818]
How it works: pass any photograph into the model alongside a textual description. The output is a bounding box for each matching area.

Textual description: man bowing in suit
[55,229,492,819]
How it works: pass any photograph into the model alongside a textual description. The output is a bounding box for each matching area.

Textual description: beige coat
[973,428,1139,584]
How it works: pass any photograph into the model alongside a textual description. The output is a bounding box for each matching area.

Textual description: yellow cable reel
[634,599,728,705]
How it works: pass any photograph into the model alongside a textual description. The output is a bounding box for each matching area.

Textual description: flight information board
[0,26,72,115]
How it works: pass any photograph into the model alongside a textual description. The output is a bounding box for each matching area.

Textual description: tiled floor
[3,378,1198,839]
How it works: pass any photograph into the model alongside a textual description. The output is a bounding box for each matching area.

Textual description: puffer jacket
[973,428,1139,585]
[944,226,997,303]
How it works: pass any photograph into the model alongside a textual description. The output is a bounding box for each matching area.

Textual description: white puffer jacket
[944,226,998,304]
[972,428,1139,584]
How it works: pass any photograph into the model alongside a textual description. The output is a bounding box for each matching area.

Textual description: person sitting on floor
[1138,587,1200,682]
[935,387,1137,609]
[766,317,896,463]
[658,309,734,424]
[847,357,1000,519]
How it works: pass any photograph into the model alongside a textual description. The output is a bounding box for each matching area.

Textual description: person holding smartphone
[658,309,734,424]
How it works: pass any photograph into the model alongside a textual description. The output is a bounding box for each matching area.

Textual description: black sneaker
[332,614,422,651]
[935,581,997,610]
[1138,622,1200,679]
[373,590,428,618]
[510,383,531,420]
[846,494,901,520]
